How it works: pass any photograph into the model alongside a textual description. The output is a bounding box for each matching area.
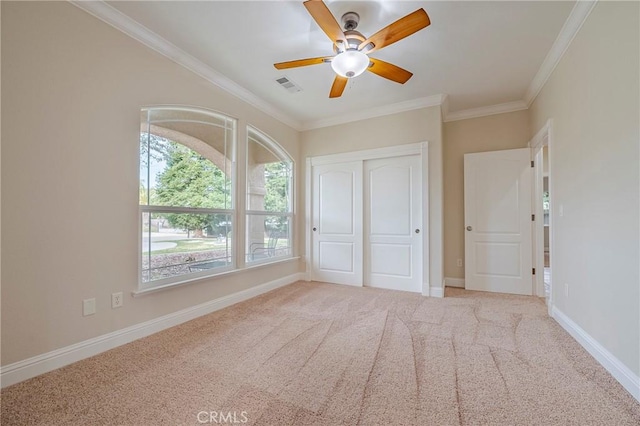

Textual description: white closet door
[311,161,363,286]
[364,155,422,292]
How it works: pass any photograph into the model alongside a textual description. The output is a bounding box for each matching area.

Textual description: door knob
[415,229,420,234]
[312,227,317,231]
[466,226,473,231]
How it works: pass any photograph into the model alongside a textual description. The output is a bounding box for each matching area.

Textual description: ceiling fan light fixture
[331,49,369,78]
[275,1,430,97]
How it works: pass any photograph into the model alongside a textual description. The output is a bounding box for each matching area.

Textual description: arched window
[140,107,236,288]
[246,127,293,263]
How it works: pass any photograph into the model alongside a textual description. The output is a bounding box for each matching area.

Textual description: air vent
[275,76,302,93]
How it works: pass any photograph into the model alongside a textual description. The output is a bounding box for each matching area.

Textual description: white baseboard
[1,273,304,388]
[552,305,640,402]
[444,277,465,288]
[429,287,444,298]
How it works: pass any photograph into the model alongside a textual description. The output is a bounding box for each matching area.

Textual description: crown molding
[70,0,597,130]
[444,100,528,123]
[444,0,597,123]
[300,94,446,131]
[69,0,303,131]
[524,0,598,107]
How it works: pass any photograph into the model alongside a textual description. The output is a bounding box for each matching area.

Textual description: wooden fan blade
[274,57,332,70]
[329,75,348,98]
[358,9,430,54]
[367,58,413,84]
[304,0,347,46]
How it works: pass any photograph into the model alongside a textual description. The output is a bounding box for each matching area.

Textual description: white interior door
[312,161,363,286]
[364,155,422,292]
[464,148,532,295]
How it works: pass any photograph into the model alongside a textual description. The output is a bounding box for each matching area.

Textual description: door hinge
[531,160,534,168]
[532,268,536,275]
[531,214,535,221]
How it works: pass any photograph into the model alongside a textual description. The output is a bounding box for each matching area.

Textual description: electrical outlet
[457,258,463,267]
[112,292,123,309]
[83,298,96,316]
[564,283,569,298]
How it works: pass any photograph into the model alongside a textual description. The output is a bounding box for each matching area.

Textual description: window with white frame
[246,127,293,263]
[139,107,236,288]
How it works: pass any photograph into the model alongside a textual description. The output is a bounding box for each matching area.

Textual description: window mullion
[142,205,233,215]
[245,210,293,217]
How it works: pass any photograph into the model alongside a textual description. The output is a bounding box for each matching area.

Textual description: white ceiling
[100,1,576,128]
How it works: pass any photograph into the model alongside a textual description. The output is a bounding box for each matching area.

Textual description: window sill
[132,256,300,298]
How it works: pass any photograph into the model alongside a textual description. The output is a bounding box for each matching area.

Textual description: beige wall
[443,110,531,279]
[1,2,302,365]
[530,2,639,375]
[300,106,444,294]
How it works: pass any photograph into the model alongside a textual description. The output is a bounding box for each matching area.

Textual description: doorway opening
[530,119,553,312]
[542,147,551,298]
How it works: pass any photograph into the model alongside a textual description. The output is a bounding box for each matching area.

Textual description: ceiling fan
[274,0,431,98]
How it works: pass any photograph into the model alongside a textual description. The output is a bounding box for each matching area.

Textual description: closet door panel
[311,161,363,286]
[364,155,422,292]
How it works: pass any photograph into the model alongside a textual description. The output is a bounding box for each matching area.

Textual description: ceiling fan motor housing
[333,30,365,53]
[342,12,360,31]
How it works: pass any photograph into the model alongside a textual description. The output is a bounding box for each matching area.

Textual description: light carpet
[2,281,639,425]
